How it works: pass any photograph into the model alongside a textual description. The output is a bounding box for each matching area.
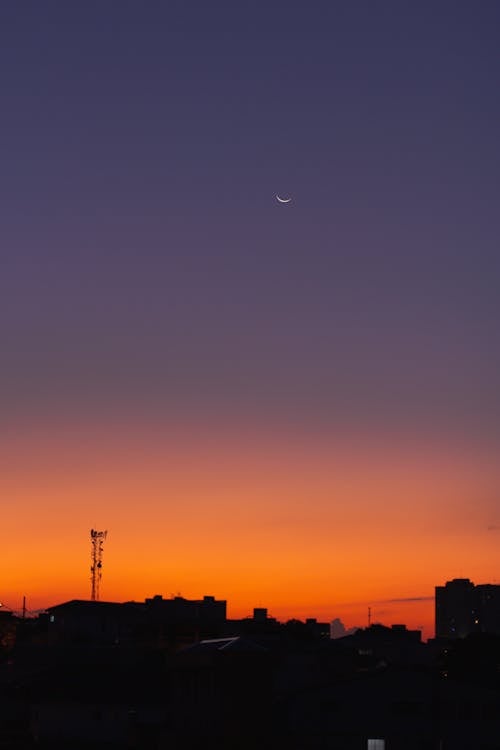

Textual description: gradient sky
[2,2,500,639]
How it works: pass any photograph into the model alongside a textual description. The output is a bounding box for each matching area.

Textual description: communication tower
[90,529,107,601]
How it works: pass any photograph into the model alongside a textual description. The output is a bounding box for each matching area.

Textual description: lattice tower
[90,529,107,601]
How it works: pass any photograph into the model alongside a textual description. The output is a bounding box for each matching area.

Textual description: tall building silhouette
[435,578,500,638]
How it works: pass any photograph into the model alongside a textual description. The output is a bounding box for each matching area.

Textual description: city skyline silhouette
[3,3,500,651]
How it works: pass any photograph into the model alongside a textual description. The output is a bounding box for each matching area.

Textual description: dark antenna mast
[90,529,107,601]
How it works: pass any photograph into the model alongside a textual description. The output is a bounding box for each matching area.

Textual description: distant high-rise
[435,578,500,638]
[475,584,500,635]
[435,578,475,638]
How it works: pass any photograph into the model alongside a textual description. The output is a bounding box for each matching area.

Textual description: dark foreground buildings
[46,594,227,648]
[435,578,500,639]
[2,589,500,749]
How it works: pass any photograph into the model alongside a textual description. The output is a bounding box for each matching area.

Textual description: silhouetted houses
[5,607,500,749]
[252,607,269,623]
[142,594,226,646]
[336,623,426,670]
[225,606,280,639]
[24,645,167,749]
[170,636,273,746]
[0,609,17,654]
[46,594,227,648]
[304,617,330,639]
[47,600,138,646]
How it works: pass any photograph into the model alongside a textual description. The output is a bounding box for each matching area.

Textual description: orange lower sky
[3,414,499,642]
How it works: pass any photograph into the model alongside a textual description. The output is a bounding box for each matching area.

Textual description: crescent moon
[276,194,291,203]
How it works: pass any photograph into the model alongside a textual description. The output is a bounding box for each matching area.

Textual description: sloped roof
[47,599,132,611]
[180,636,268,654]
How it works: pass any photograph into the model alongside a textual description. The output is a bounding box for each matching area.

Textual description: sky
[2,2,500,639]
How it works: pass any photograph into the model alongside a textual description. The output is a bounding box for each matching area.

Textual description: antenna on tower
[90,529,107,601]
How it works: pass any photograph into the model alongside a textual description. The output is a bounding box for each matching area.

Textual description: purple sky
[2,1,500,444]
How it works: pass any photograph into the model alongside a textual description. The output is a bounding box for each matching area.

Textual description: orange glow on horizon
[3,416,499,642]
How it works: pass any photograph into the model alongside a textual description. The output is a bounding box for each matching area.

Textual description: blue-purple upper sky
[2,1,500,443]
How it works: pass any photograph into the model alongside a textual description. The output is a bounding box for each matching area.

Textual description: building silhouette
[47,593,227,647]
[435,578,500,639]
[4,594,500,748]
